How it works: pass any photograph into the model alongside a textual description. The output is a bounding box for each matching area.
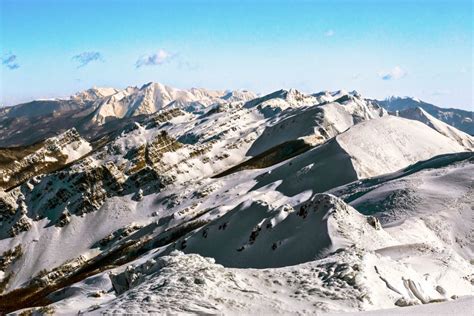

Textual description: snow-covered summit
[70,87,119,103]
[88,82,257,125]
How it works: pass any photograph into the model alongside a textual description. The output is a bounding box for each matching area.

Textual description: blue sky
[0,0,472,109]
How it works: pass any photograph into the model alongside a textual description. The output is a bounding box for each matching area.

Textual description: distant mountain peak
[71,86,118,102]
[378,96,473,135]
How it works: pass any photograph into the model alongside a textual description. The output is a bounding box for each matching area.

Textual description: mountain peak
[385,95,421,103]
[71,87,118,102]
[377,96,473,135]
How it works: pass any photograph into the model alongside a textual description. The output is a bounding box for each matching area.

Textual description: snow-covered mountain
[1,86,471,147]
[0,83,256,147]
[70,87,120,103]
[0,83,472,315]
[377,96,473,135]
[89,83,244,125]
[396,107,473,148]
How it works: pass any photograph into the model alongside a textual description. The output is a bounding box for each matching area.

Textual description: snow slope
[39,167,472,314]
[328,296,474,316]
[336,116,467,178]
[331,152,473,259]
[73,154,472,315]
[169,194,394,268]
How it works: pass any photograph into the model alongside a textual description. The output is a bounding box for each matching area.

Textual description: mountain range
[1,84,472,149]
[0,83,472,314]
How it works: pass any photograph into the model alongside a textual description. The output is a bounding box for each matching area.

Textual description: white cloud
[378,66,407,80]
[135,49,175,68]
[324,29,335,37]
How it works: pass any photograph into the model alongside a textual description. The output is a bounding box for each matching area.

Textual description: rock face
[0,84,472,315]
[0,128,92,190]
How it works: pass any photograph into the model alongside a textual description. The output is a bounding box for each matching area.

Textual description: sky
[0,0,472,110]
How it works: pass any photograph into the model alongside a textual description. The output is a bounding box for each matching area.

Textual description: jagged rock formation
[0,128,91,190]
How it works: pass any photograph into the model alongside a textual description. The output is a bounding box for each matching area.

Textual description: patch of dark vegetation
[0,272,13,294]
[0,244,23,271]
[93,224,144,250]
[213,139,313,178]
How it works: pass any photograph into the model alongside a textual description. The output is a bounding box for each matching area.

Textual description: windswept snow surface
[327,296,474,316]
[47,188,472,314]
[331,152,474,259]
[168,194,395,268]
[335,116,466,178]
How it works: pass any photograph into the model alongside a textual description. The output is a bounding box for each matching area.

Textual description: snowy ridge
[396,107,473,149]
[247,97,386,156]
[377,96,474,135]
[335,116,466,178]
[252,116,467,197]
[167,194,393,268]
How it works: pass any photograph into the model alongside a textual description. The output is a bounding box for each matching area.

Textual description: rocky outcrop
[0,128,91,190]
